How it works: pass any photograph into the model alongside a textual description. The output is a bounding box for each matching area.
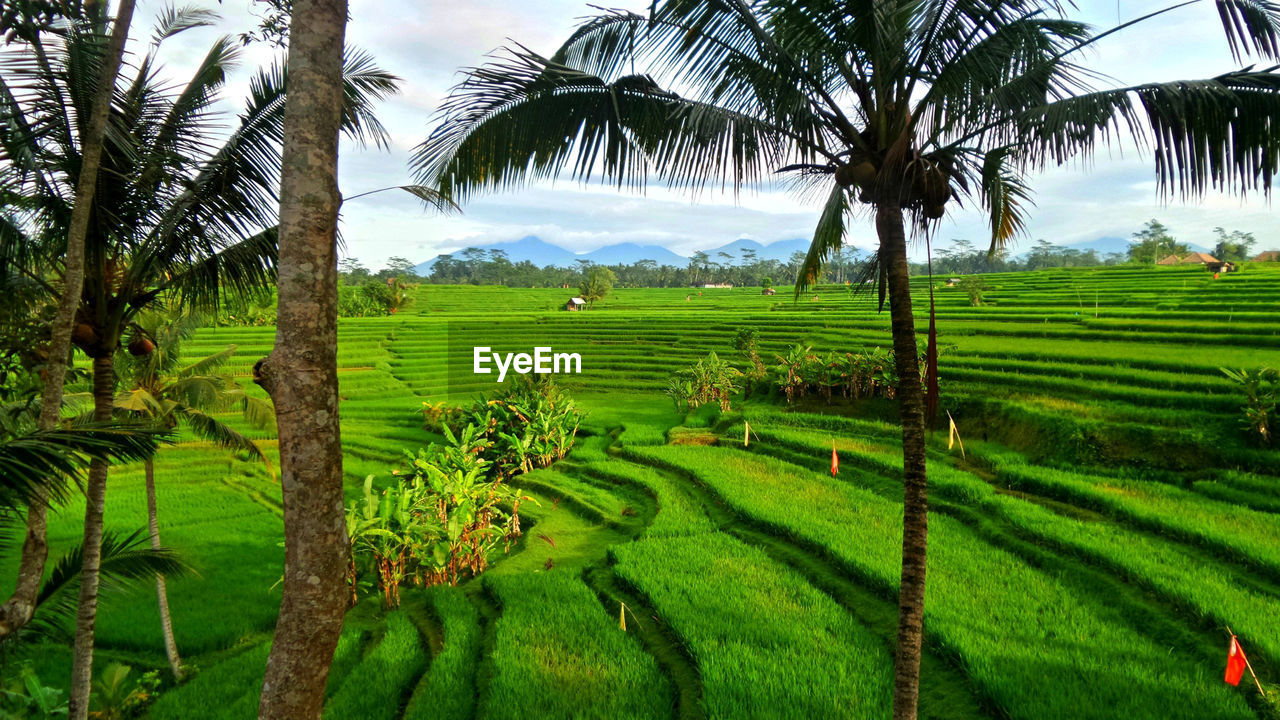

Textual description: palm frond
[114,387,164,415]
[151,4,220,45]
[979,146,1034,254]
[24,528,188,643]
[125,49,396,310]
[176,345,237,378]
[240,395,277,433]
[1018,68,1280,197]
[162,227,278,313]
[0,425,166,510]
[414,45,787,203]
[794,182,849,295]
[162,376,227,411]
[339,48,400,150]
[180,407,269,462]
[394,185,462,214]
[1217,0,1280,62]
[551,5,837,150]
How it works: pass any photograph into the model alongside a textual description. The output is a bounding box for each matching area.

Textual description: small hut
[1252,250,1280,262]
[761,287,776,295]
[565,297,586,312]
[1155,254,1182,266]
[1206,260,1237,273]
[1179,251,1220,265]
[945,277,961,287]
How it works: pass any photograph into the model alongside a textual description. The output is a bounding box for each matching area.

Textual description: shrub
[347,442,524,606]
[579,266,616,307]
[1221,367,1278,445]
[666,351,740,412]
[772,344,898,403]
[1,664,67,719]
[959,275,989,306]
[733,328,766,389]
[213,288,277,326]
[336,280,404,317]
[350,378,583,605]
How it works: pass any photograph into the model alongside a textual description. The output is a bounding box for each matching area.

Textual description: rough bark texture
[880,204,929,720]
[68,354,117,720]
[146,458,184,680]
[255,1,349,717]
[0,0,137,643]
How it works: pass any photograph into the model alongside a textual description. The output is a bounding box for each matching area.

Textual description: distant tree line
[343,221,1274,290]
[914,221,1272,277]
[343,246,864,288]
[908,238,1126,276]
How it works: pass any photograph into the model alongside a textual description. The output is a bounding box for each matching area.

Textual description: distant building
[1179,252,1220,265]
[565,297,586,311]
[697,283,734,289]
[1155,254,1182,266]
[945,277,961,286]
[1253,250,1280,262]
[1205,260,1237,273]
[761,287,776,295]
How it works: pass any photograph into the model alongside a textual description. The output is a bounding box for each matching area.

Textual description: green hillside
[8,263,1280,720]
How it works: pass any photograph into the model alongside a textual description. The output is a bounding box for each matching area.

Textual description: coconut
[128,337,155,356]
[924,203,946,219]
[834,164,856,188]
[922,167,951,207]
[72,323,98,348]
[849,160,877,188]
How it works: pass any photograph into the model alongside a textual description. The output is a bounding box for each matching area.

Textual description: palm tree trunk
[254,1,350,717]
[0,0,137,644]
[68,353,117,720]
[145,457,184,681]
[878,203,929,720]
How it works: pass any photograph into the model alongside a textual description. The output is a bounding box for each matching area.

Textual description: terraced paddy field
[7,263,1280,719]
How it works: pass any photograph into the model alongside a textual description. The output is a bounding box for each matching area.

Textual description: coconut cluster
[833,150,958,219]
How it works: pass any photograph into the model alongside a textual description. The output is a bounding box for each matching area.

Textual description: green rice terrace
[8,263,1280,720]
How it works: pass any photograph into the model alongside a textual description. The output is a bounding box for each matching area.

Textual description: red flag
[1226,636,1248,686]
[831,441,839,477]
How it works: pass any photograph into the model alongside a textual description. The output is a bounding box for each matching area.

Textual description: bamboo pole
[1226,627,1267,697]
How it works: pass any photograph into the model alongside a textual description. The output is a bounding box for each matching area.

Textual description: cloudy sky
[148,0,1278,267]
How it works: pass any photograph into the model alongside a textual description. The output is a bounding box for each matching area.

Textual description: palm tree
[0,5,397,713]
[0,0,137,653]
[413,2,1280,717]
[0,400,181,645]
[114,318,275,681]
[254,1,356,717]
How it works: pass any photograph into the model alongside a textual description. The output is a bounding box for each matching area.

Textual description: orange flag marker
[1225,630,1266,696]
[1226,636,1247,686]
[831,440,839,477]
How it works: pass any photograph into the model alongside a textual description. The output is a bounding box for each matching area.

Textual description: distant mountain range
[413,234,1214,273]
[413,236,814,273]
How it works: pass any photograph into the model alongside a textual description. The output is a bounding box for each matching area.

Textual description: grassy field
[6,263,1280,719]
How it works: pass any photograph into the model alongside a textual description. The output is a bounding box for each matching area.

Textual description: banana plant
[775,345,815,402]
[1221,367,1279,444]
[498,429,534,475]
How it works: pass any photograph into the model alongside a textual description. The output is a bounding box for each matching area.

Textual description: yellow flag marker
[620,601,627,631]
[947,411,966,459]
